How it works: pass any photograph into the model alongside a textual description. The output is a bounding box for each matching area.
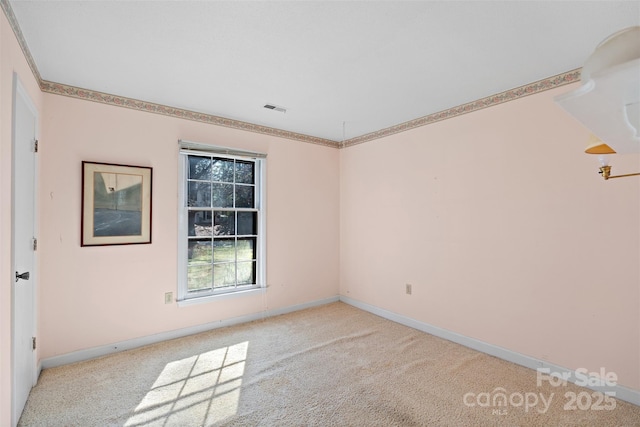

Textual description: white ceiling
[8,1,640,142]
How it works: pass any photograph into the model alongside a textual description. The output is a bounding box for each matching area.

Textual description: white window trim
[177,141,266,303]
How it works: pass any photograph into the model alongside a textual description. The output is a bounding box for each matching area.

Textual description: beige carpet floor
[19,302,640,426]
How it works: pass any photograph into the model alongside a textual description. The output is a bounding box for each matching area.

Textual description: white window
[178,142,265,302]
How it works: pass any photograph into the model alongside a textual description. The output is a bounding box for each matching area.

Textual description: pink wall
[38,94,340,358]
[0,10,44,426]
[3,5,640,423]
[340,85,640,390]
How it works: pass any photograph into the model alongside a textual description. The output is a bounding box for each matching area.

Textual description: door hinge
[33,139,38,153]
[33,238,38,251]
[32,337,36,350]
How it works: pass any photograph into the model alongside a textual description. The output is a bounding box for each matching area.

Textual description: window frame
[177,145,266,304]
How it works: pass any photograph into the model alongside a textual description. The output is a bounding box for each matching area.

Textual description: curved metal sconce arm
[598,165,640,180]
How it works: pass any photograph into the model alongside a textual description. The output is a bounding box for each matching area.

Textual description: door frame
[11,73,39,426]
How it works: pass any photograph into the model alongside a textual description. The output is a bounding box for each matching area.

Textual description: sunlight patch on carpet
[125,341,248,426]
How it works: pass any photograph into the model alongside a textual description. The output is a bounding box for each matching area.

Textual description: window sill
[177,287,265,307]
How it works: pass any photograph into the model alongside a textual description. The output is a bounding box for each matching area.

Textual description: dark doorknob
[15,271,30,282]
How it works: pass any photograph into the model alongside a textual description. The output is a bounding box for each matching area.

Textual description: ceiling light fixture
[585,135,640,180]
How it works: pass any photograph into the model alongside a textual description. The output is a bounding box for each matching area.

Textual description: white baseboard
[41,295,339,370]
[339,296,640,407]
[38,294,640,407]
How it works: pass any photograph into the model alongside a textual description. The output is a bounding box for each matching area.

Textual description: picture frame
[81,161,152,246]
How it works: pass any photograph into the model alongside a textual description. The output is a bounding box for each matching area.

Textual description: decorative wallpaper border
[39,81,339,148]
[1,0,41,82]
[3,0,580,150]
[340,69,581,149]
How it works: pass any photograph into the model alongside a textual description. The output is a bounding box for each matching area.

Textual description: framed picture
[82,161,152,246]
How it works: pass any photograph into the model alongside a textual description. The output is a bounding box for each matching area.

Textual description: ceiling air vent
[264,104,287,113]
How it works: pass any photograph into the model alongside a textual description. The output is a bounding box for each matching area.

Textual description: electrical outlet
[405,284,412,295]
[164,292,173,304]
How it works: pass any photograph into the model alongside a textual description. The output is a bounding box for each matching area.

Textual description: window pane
[213,239,235,263]
[188,211,213,237]
[237,262,256,285]
[237,212,256,235]
[237,238,255,261]
[211,158,234,182]
[235,185,254,208]
[235,161,254,184]
[214,263,236,288]
[188,240,212,264]
[181,154,262,301]
[212,183,233,208]
[188,265,212,291]
[189,156,212,180]
[188,182,211,207]
[214,211,235,236]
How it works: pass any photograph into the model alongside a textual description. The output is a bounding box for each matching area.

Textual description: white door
[12,76,37,426]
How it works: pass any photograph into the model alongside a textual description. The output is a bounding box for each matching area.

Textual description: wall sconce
[585,135,640,180]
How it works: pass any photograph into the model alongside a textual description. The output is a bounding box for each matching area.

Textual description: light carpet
[19,302,640,426]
